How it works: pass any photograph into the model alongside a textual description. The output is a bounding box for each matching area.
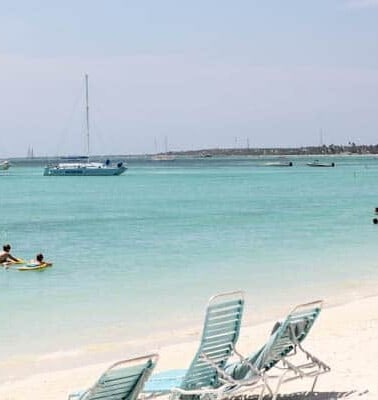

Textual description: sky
[1,0,378,157]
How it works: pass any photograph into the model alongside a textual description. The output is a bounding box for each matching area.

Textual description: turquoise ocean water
[1,156,378,380]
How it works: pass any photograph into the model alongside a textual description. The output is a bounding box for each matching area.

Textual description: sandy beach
[0,294,377,400]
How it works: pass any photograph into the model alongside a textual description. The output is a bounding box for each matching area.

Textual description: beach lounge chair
[143,291,245,400]
[68,353,159,400]
[224,300,330,400]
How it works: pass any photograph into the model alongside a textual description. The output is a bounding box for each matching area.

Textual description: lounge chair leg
[257,385,265,400]
[262,375,273,398]
[309,375,318,394]
[169,391,180,400]
[271,369,290,400]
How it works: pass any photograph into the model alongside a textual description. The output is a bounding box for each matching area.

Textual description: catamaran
[44,75,127,176]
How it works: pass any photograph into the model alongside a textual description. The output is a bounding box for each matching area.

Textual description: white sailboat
[151,153,176,161]
[151,136,175,161]
[44,75,127,176]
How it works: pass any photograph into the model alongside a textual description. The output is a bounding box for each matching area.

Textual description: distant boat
[0,160,10,170]
[44,156,127,176]
[44,75,127,177]
[264,160,293,167]
[307,160,335,167]
[151,154,176,161]
[151,136,175,161]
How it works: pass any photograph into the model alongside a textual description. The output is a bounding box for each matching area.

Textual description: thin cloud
[346,0,378,8]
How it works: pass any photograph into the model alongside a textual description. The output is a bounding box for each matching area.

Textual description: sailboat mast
[85,74,90,160]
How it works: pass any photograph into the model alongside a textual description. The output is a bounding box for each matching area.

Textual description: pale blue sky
[1,0,378,156]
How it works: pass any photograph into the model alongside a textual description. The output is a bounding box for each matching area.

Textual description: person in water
[31,253,52,266]
[0,244,20,264]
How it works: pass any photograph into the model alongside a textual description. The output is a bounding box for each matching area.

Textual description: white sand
[0,295,377,399]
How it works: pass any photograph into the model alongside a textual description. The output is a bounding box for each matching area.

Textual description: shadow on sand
[230,391,369,400]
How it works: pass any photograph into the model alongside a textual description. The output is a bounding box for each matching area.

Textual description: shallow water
[1,155,378,379]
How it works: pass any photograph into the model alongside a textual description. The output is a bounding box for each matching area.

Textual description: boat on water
[151,154,176,161]
[44,75,127,177]
[44,156,126,176]
[307,160,335,168]
[151,136,175,161]
[0,160,10,170]
[264,160,293,167]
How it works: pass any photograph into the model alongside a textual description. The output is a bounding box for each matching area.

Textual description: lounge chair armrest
[231,344,246,363]
[232,345,256,366]
[230,346,263,377]
[296,342,331,371]
[199,352,239,385]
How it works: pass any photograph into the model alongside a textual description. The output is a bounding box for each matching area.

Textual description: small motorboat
[0,160,10,170]
[307,160,335,167]
[264,158,293,167]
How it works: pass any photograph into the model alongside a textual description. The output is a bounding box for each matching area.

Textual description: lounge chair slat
[208,306,244,318]
[207,312,242,323]
[200,333,237,347]
[204,325,238,338]
[207,299,244,312]
[206,316,241,329]
[92,383,133,394]
[101,372,144,384]
[201,343,232,354]
[205,320,241,334]
[93,378,136,390]
[203,328,239,340]
[289,311,319,320]
[203,347,231,358]
[208,315,239,326]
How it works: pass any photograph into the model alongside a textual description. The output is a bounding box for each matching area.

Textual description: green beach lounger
[224,300,330,400]
[143,291,245,400]
[68,353,158,400]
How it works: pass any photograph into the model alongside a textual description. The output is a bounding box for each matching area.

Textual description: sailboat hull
[44,164,127,176]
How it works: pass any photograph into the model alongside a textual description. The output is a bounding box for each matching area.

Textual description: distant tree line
[8,143,378,166]
[172,143,378,156]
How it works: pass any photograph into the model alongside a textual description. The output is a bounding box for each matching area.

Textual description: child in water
[30,253,52,267]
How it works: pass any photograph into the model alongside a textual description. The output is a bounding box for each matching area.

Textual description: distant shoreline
[4,145,378,166]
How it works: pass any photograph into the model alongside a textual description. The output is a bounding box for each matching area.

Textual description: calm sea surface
[1,156,378,378]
